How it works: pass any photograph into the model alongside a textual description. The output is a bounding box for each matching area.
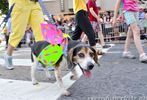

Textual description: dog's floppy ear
[90,47,100,66]
[67,48,76,69]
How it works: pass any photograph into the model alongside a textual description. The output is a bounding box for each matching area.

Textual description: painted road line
[0,79,53,100]
[0,59,31,66]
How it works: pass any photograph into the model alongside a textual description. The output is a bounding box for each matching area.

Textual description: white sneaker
[122,52,136,59]
[140,53,147,63]
[4,53,14,70]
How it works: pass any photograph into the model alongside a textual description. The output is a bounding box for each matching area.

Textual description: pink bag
[41,23,69,54]
[41,23,64,45]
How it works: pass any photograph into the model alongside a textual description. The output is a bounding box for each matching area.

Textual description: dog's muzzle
[87,62,94,70]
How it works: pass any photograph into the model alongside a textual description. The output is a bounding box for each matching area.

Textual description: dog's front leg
[54,67,71,96]
[70,68,78,80]
[31,55,38,85]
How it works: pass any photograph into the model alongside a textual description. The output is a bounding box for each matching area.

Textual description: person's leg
[124,27,133,52]
[5,1,30,69]
[130,23,144,55]
[124,11,147,62]
[123,27,136,59]
[72,12,83,41]
[29,2,44,42]
[76,11,96,46]
[7,3,30,54]
[90,21,101,45]
[98,24,111,48]
[97,23,111,48]
[72,25,83,41]
[130,23,147,62]
[5,35,9,48]
[98,31,105,46]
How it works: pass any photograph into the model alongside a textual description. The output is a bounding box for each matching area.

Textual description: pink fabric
[122,0,139,12]
[41,23,64,45]
[41,23,69,53]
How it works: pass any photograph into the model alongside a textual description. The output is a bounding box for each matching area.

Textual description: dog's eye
[89,52,94,57]
[78,53,85,58]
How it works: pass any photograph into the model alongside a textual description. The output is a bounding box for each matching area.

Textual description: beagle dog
[31,40,99,96]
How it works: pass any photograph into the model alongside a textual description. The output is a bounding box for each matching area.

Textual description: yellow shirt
[73,0,87,14]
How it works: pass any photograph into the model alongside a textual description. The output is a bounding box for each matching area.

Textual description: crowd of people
[2,9,147,49]
[0,0,147,70]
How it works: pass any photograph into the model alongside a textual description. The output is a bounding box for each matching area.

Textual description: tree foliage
[0,0,9,15]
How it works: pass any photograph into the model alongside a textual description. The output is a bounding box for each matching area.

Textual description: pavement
[0,41,147,100]
[58,43,147,100]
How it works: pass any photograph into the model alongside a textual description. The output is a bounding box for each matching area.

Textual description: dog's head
[68,45,99,78]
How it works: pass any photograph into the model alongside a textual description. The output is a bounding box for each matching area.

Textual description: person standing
[113,0,147,63]
[87,0,111,48]
[4,0,44,70]
[72,0,96,48]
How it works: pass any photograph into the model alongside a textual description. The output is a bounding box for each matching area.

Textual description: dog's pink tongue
[83,70,91,78]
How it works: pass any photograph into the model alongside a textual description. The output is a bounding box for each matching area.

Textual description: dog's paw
[70,75,77,80]
[62,90,71,96]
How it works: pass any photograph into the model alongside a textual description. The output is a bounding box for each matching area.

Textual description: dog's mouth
[82,69,91,78]
[77,63,92,78]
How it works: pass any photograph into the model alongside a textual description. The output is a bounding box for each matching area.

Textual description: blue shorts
[124,11,139,25]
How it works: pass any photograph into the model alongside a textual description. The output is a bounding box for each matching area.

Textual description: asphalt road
[58,43,147,100]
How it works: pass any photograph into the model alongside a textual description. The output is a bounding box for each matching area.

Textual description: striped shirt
[123,0,139,12]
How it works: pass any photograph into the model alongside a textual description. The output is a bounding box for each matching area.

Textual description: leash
[38,0,55,24]
[0,3,15,30]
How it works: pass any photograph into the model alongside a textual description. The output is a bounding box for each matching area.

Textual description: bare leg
[130,23,145,55]
[6,44,15,56]
[98,30,105,46]
[124,27,133,52]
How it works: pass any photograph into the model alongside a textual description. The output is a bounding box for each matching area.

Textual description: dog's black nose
[87,62,94,70]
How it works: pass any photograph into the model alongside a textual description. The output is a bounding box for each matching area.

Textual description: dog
[31,40,99,96]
